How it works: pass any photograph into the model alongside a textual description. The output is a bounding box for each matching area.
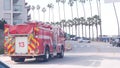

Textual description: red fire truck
[4,22,65,62]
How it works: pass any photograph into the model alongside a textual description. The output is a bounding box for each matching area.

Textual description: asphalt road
[1,41,120,68]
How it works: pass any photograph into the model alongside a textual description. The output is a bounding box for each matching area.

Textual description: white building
[0,0,30,25]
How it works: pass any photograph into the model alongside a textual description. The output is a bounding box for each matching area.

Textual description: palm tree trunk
[49,8,50,22]
[100,24,102,39]
[32,10,35,20]
[70,6,74,35]
[63,3,66,32]
[92,25,94,40]
[58,2,61,21]
[69,26,70,34]
[82,3,86,37]
[75,1,79,36]
[78,25,81,37]
[98,0,102,40]
[82,24,84,38]
[85,25,87,37]
[63,3,66,20]
[75,1,79,18]
[52,8,54,22]
[43,13,45,22]
[75,25,77,36]
[89,0,92,39]
[82,3,86,19]
[89,24,91,39]
[38,10,40,21]
[63,22,64,31]
[96,0,99,15]
[89,0,92,17]
[113,2,120,35]
[96,24,98,41]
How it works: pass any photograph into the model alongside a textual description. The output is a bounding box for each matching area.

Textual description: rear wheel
[12,58,25,62]
[57,46,64,58]
[43,47,50,61]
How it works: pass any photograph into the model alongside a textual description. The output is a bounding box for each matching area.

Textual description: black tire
[57,46,64,58]
[13,58,25,62]
[43,47,50,61]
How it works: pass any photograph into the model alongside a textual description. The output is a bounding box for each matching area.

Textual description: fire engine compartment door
[15,37,28,54]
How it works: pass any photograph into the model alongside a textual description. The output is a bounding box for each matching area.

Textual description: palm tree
[98,0,102,39]
[50,3,54,22]
[93,15,100,40]
[80,17,85,38]
[79,0,86,37]
[77,18,81,37]
[68,0,74,19]
[74,0,79,36]
[91,17,94,40]
[36,5,40,21]
[60,19,66,31]
[113,2,120,36]
[42,7,46,22]
[61,0,66,32]
[61,0,66,20]
[74,0,79,18]
[88,0,92,17]
[84,20,87,37]
[73,18,78,36]
[68,0,74,35]
[56,0,61,21]
[31,5,35,20]
[47,3,52,22]
[67,19,73,34]
[79,0,86,18]
[87,17,92,39]
[88,0,95,40]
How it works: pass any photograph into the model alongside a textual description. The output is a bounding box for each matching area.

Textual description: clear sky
[25,0,120,36]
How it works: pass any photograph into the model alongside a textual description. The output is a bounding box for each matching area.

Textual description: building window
[4,0,11,10]
[4,13,11,19]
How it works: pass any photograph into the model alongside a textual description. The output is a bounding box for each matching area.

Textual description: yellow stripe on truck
[4,38,11,47]
[4,28,9,33]
[28,34,33,41]
[31,43,36,49]
[10,48,15,53]
[31,38,39,46]
[28,46,32,51]
[7,44,12,50]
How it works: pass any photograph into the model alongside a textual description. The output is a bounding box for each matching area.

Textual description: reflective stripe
[4,28,9,34]
[7,44,12,50]
[30,43,36,49]
[10,48,15,53]
[8,44,12,52]
[28,45,32,51]
[31,38,39,46]
[4,38,12,47]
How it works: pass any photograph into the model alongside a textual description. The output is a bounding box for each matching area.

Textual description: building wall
[0,0,28,25]
[0,0,3,19]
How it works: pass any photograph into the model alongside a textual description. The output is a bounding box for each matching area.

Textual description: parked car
[112,37,120,47]
[78,38,91,43]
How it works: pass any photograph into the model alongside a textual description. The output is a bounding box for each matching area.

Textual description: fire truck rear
[4,22,65,62]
